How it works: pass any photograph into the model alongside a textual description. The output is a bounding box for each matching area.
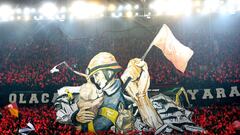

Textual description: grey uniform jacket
[54,86,80,125]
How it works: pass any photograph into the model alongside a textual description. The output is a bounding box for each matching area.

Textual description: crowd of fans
[0,32,239,88]
[192,104,240,135]
[0,105,79,135]
[0,104,239,134]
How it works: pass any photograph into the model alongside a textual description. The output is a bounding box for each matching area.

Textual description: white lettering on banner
[41,93,49,103]
[19,94,27,103]
[186,86,239,100]
[187,89,199,100]
[29,94,39,104]
[229,86,240,97]
[216,88,226,98]
[202,89,214,99]
[9,93,17,103]
[8,93,57,104]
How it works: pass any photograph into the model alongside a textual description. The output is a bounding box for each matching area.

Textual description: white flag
[151,24,194,73]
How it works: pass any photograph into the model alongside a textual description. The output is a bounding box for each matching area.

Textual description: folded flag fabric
[4,102,19,118]
[19,121,35,135]
[151,24,194,73]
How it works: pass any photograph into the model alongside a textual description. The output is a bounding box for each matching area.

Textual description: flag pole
[141,43,154,61]
[124,31,158,90]
[123,43,155,90]
[141,24,163,61]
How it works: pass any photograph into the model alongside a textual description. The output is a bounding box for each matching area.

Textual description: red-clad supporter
[191,104,240,135]
[0,104,239,134]
[0,36,239,88]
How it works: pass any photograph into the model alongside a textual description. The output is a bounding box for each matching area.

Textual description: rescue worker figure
[55,52,203,134]
[71,52,129,133]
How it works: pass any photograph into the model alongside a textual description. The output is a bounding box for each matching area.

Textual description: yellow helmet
[86,52,122,78]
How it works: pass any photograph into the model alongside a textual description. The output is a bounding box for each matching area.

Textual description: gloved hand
[76,106,95,124]
[121,58,150,99]
[76,95,103,124]
[124,58,145,81]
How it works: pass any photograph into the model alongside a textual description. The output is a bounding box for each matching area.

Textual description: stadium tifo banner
[0,84,239,106]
